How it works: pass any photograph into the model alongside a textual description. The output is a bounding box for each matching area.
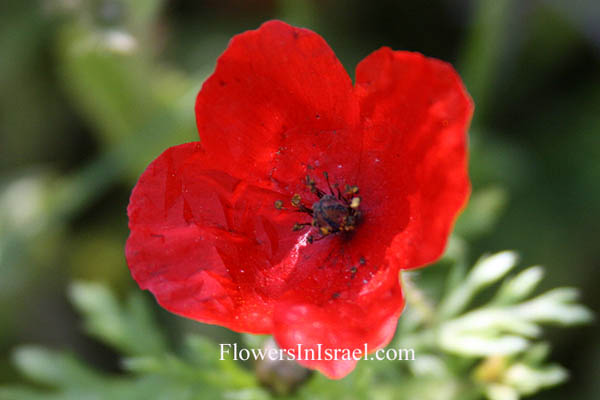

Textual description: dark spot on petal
[219,80,227,87]
[332,292,340,299]
[315,113,320,119]
[359,257,366,265]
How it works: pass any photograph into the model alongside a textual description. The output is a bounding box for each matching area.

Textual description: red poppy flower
[126,20,472,379]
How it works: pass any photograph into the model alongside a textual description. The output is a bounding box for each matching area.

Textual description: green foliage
[68,281,167,356]
[0,282,267,400]
[395,249,592,400]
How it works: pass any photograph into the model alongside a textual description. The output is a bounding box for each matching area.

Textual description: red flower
[126,20,472,378]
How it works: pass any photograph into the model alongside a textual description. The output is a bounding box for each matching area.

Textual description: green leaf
[493,266,544,305]
[12,346,102,388]
[440,252,518,319]
[468,252,519,290]
[504,363,568,395]
[512,287,594,326]
[485,384,518,400]
[123,335,258,390]
[68,281,167,356]
[56,22,156,147]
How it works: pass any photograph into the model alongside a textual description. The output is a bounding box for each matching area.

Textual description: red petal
[355,48,473,269]
[127,142,301,332]
[268,211,406,378]
[195,20,359,180]
[273,261,403,378]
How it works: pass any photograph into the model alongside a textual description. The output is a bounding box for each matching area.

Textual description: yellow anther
[350,197,361,209]
[291,194,302,207]
[345,185,359,195]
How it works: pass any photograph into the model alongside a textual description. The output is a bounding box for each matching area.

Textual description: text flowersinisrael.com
[219,343,415,362]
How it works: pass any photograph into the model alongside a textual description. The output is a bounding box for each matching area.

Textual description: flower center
[274,172,361,243]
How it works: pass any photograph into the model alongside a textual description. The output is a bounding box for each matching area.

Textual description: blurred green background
[1,0,598,398]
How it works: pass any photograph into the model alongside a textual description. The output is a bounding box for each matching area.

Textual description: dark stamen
[323,172,335,196]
